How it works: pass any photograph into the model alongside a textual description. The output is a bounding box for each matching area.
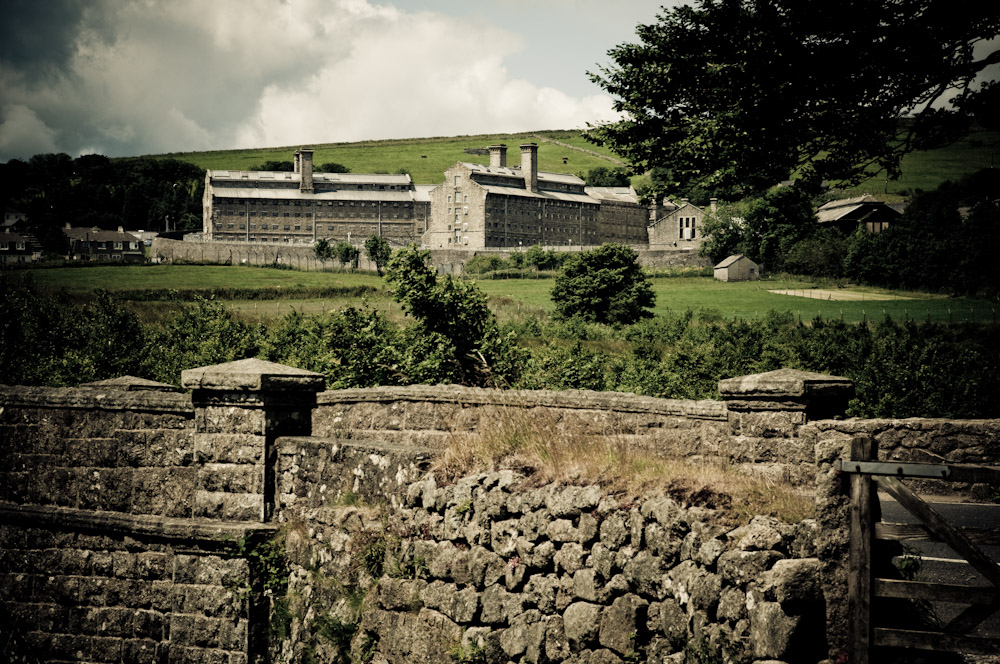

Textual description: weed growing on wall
[436,404,814,524]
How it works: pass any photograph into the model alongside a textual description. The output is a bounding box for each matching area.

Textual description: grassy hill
[154,130,626,185]
[152,128,998,195]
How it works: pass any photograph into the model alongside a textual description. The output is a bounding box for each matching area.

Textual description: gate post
[848,435,876,664]
[181,358,324,523]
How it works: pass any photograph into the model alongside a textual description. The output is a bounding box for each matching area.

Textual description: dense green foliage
[587,0,1000,199]
[581,167,631,187]
[699,169,999,292]
[2,271,998,418]
[0,154,204,250]
[843,169,1000,294]
[385,245,526,386]
[552,244,655,325]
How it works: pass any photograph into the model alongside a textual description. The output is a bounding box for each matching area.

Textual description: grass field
[23,265,997,325]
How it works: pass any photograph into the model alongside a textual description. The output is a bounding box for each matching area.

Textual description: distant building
[714,254,759,282]
[648,198,716,248]
[62,224,144,263]
[202,149,431,247]
[422,144,648,250]
[816,195,901,234]
[0,227,39,264]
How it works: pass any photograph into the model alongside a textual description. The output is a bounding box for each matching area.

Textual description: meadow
[24,264,997,325]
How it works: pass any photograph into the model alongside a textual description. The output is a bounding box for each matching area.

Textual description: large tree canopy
[587,1,1000,197]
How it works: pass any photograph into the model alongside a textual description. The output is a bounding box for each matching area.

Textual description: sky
[0,0,677,162]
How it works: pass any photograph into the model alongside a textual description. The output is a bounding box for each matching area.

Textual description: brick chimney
[520,143,538,193]
[293,150,301,173]
[489,144,507,168]
[299,149,314,194]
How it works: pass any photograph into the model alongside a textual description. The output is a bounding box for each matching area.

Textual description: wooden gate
[840,436,1000,662]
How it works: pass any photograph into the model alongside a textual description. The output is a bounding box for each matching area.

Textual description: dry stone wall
[273,466,830,664]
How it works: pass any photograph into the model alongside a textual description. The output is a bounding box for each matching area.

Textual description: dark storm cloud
[0,0,97,76]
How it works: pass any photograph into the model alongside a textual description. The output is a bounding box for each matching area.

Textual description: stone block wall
[313,385,729,457]
[0,515,254,664]
[0,384,196,517]
[273,469,831,664]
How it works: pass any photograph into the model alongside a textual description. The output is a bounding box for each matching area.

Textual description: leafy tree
[782,228,848,278]
[334,241,360,268]
[582,167,631,187]
[313,238,334,265]
[385,244,525,386]
[551,243,655,325]
[587,1,1000,197]
[142,298,262,385]
[363,235,392,276]
[740,188,818,272]
[254,160,294,172]
[523,245,562,271]
[698,201,748,265]
[317,162,350,173]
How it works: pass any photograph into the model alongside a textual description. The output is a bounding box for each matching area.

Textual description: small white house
[714,254,759,282]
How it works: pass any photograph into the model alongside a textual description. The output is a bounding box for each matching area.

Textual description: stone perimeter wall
[150,237,709,273]
[1,364,999,664]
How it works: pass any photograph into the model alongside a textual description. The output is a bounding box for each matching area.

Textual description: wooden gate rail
[839,436,1000,663]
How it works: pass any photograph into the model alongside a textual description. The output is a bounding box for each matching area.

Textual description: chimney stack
[489,144,507,169]
[520,143,538,193]
[293,150,300,173]
[299,149,314,194]
[710,197,718,213]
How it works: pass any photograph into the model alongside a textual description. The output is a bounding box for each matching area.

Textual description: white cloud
[0,0,620,160]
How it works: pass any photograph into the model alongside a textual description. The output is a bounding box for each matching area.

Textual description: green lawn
[26,264,386,293]
[24,265,994,325]
[475,276,996,324]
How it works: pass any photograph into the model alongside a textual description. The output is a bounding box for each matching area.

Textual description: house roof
[0,230,29,243]
[461,162,586,187]
[210,188,417,203]
[63,227,140,242]
[478,184,598,205]
[715,254,754,269]
[209,170,412,186]
[816,195,900,223]
[585,186,640,204]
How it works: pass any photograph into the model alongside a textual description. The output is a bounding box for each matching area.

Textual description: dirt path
[768,289,917,301]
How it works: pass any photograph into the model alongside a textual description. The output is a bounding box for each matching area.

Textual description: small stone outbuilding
[714,253,759,281]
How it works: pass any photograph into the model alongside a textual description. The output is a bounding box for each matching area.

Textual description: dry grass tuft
[434,405,813,525]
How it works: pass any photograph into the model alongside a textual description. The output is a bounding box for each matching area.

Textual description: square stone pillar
[182,358,324,522]
[718,369,854,480]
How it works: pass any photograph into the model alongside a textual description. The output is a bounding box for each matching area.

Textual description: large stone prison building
[423,144,648,250]
[202,149,431,246]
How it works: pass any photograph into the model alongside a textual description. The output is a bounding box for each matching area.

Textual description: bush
[551,243,655,325]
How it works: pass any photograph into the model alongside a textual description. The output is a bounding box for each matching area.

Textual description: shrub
[551,243,655,325]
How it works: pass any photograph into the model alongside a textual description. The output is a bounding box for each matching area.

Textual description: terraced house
[423,143,648,249]
[61,224,144,262]
[202,149,431,246]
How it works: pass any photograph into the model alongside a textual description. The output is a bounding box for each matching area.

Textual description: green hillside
[154,130,626,185]
[152,128,997,194]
